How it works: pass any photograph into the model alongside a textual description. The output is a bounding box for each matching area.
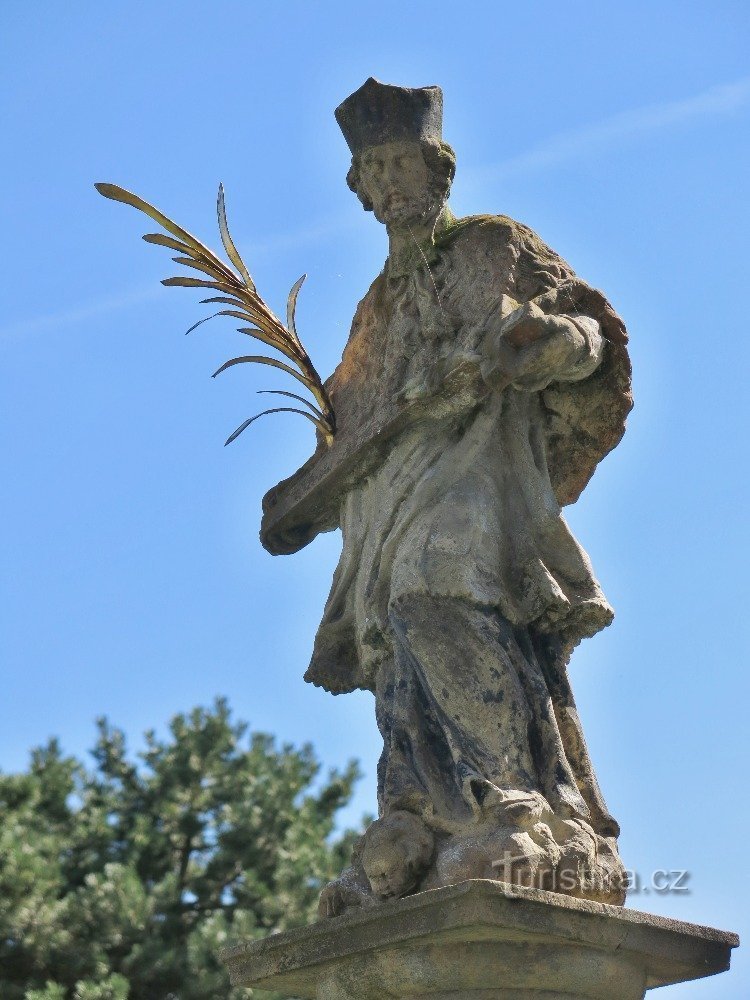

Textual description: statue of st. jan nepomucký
[96,77,633,919]
[261,79,632,916]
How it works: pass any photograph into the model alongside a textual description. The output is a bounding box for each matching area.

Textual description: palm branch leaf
[95,184,235,281]
[143,233,192,253]
[97,180,336,442]
[199,296,272,329]
[171,256,230,282]
[145,233,237,283]
[184,310,275,340]
[185,313,224,335]
[229,315,297,353]
[161,277,242,295]
[217,183,255,290]
[235,327,300,363]
[257,389,324,418]
[225,407,330,447]
[200,296,247,307]
[286,273,306,352]
[211,354,316,390]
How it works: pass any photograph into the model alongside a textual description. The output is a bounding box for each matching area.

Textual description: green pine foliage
[0,699,361,1000]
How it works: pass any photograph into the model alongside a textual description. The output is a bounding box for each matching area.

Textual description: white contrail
[468,76,750,182]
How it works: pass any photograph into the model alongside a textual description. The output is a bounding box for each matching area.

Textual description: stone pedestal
[221,880,738,999]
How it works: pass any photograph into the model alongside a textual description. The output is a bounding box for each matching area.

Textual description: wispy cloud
[8,79,747,343]
[238,210,359,258]
[469,76,750,182]
[0,212,360,343]
[0,285,162,342]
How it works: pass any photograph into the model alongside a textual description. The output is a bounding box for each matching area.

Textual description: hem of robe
[304,595,614,696]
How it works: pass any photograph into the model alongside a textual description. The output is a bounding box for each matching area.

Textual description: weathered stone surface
[260,268,630,558]
[262,79,634,914]
[221,880,738,998]
[232,78,739,1000]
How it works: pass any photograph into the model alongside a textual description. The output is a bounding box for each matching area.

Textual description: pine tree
[0,699,361,999]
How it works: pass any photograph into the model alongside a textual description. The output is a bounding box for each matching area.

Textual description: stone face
[261,79,634,914]
[221,880,739,999]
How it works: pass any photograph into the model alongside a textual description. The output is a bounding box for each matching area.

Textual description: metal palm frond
[95,182,335,446]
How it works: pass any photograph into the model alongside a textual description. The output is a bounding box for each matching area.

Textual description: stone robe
[262,214,632,890]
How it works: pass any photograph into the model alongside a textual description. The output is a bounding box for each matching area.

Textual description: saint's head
[335,78,456,230]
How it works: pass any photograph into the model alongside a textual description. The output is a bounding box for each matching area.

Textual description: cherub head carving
[359,811,434,900]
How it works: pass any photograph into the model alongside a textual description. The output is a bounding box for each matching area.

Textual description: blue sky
[2,3,748,995]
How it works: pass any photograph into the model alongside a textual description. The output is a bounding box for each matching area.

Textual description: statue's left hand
[482,304,594,390]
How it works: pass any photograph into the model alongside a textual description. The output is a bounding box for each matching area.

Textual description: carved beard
[374,179,448,229]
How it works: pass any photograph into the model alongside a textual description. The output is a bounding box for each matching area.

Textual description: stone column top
[221,880,739,998]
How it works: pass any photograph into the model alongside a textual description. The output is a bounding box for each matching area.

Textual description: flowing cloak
[261,215,632,696]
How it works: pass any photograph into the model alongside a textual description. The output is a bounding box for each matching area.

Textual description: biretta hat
[335,78,443,156]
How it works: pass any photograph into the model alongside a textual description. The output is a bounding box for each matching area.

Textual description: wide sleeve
[533,282,632,507]
[509,314,606,392]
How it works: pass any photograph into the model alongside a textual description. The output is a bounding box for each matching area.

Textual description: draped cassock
[262,214,632,893]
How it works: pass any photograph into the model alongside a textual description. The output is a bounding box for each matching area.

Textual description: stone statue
[261,79,633,916]
[97,85,742,1000]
